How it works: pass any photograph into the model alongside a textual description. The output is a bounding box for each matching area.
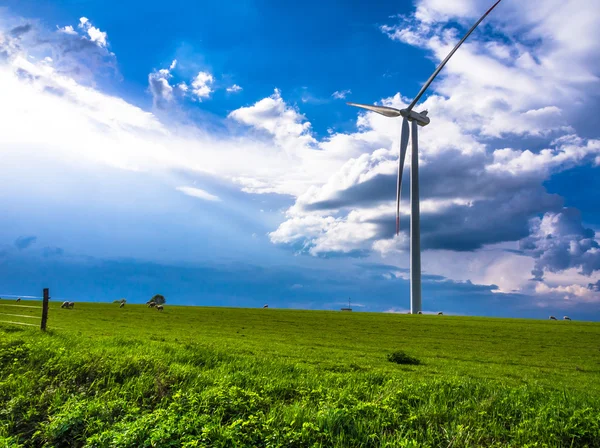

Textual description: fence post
[41,288,49,331]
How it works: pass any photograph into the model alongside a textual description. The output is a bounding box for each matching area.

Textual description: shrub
[387,351,420,365]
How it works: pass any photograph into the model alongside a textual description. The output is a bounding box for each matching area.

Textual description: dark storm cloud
[355,262,408,272]
[364,185,562,251]
[0,252,550,317]
[520,208,600,278]
[10,24,32,38]
[305,150,550,213]
[42,247,64,257]
[14,236,37,250]
[420,188,562,251]
[291,143,581,253]
[305,173,394,211]
[355,262,478,284]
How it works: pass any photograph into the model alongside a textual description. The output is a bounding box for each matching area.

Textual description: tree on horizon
[151,294,166,305]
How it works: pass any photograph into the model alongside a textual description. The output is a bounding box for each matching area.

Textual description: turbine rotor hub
[400,109,431,127]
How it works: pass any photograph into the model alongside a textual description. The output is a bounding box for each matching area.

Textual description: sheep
[16,297,21,303]
[147,301,156,308]
[563,316,572,321]
[437,312,443,315]
[156,305,164,311]
[549,316,557,320]
[417,311,423,315]
[61,301,69,308]
[120,302,125,308]
[68,302,74,309]
[263,304,269,308]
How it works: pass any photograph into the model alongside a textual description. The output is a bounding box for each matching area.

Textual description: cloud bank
[1,2,599,307]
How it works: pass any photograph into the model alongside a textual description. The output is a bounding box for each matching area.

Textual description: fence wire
[0,298,43,329]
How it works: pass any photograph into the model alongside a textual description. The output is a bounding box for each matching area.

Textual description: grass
[1,301,599,447]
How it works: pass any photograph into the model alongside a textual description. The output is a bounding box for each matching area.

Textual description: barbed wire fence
[0,288,50,330]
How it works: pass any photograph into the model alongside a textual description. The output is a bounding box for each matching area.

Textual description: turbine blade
[396,117,410,235]
[406,0,504,112]
[347,102,402,118]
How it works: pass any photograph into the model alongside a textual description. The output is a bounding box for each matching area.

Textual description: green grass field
[1,301,599,447]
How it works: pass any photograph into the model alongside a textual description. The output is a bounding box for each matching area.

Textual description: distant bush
[387,351,420,365]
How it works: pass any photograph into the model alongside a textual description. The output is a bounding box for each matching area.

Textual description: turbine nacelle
[346,102,430,126]
[401,109,430,127]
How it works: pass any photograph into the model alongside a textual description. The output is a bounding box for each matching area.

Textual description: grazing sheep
[68,302,75,309]
[120,302,125,308]
[437,312,443,315]
[147,301,156,308]
[563,316,572,321]
[156,305,164,311]
[263,304,269,308]
[61,301,69,308]
[16,297,21,303]
[417,311,423,315]
[549,316,557,320]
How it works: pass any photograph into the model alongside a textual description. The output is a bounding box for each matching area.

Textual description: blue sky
[1,0,599,319]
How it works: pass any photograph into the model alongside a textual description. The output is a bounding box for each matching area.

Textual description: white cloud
[191,71,214,100]
[381,0,600,120]
[535,283,599,303]
[229,89,313,145]
[332,89,351,99]
[57,25,77,35]
[487,136,600,176]
[226,84,242,93]
[77,17,107,48]
[147,60,185,108]
[176,186,221,202]
[0,48,336,199]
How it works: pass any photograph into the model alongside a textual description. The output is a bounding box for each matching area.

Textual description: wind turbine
[348,0,503,314]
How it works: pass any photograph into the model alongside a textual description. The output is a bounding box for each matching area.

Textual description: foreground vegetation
[1,302,599,447]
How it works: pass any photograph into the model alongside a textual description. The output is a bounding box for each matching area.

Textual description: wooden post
[41,288,49,331]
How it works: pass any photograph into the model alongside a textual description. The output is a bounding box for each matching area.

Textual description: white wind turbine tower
[348,0,503,314]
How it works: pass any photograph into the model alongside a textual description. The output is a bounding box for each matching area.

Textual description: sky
[1,0,599,319]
